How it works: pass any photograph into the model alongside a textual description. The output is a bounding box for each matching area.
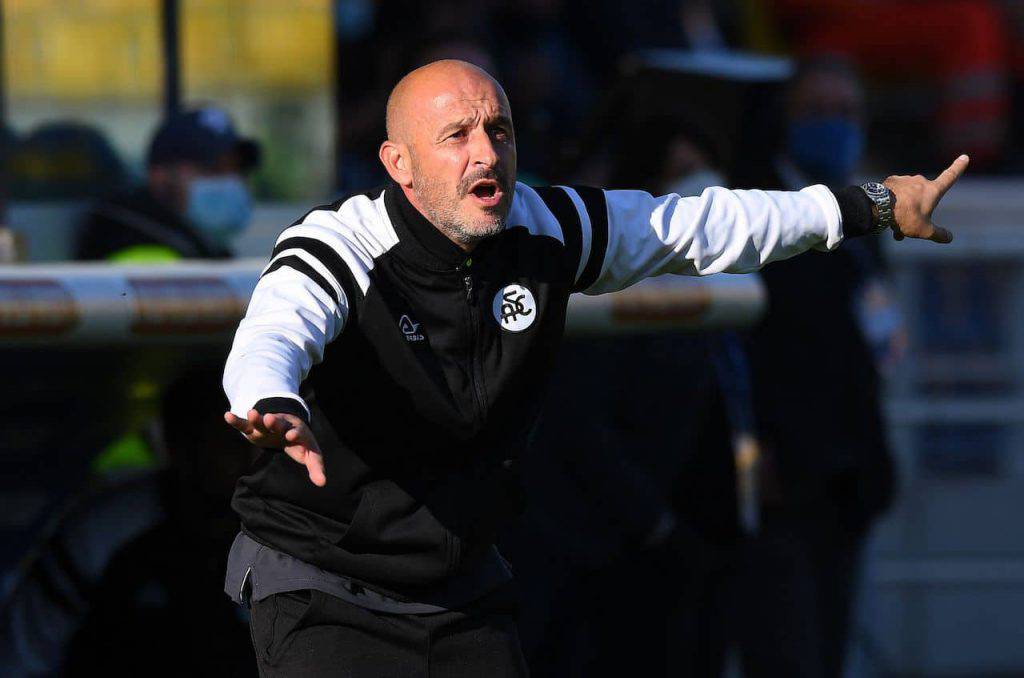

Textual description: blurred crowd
[3,0,1024,207]
[336,0,1024,188]
[0,0,1021,676]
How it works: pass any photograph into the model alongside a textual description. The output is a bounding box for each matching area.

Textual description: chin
[459,217,505,243]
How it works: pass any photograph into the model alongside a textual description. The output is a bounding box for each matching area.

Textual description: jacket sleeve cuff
[253,396,311,425]
[834,185,877,239]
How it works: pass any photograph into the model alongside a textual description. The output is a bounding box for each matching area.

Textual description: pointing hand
[884,154,970,244]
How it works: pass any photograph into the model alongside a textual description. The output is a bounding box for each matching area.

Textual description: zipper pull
[463,274,474,302]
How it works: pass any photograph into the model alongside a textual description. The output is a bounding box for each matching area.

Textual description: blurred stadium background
[1,1,1023,676]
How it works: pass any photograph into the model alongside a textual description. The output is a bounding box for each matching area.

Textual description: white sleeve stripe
[559,186,593,285]
[257,264,348,334]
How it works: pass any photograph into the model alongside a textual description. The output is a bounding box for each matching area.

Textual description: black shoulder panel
[570,185,608,292]
[532,185,583,285]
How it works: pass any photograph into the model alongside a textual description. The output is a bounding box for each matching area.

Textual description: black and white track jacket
[224,179,874,598]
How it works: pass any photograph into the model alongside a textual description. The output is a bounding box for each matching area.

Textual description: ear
[379,140,414,188]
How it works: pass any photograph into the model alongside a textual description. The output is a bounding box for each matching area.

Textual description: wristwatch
[859,182,897,235]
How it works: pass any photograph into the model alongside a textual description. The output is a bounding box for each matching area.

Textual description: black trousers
[248,585,529,677]
[735,505,869,678]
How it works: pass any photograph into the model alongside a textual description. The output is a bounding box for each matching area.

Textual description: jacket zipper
[460,263,488,425]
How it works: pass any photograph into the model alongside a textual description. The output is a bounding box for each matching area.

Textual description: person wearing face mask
[75,106,259,263]
[733,56,900,678]
[3,124,257,675]
[72,106,260,488]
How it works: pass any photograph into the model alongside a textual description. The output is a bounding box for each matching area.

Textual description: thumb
[283,444,326,487]
[284,427,326,487]
[304,449,327,487]
[927,221,954,244]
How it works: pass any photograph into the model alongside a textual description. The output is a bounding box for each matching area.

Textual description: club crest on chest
[492,284,537,332]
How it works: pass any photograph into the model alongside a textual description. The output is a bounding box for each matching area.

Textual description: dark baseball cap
[147,106,261,171]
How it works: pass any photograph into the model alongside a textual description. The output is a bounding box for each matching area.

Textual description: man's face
[150,152,245,215]
[404,74,517,247]
[790,70,863,127]
[786,69,865,184]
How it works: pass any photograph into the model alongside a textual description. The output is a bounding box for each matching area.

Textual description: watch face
[864,182,890,204]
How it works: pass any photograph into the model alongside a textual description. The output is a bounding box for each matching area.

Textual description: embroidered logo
[492,284,537,332]
[399,314,424,342]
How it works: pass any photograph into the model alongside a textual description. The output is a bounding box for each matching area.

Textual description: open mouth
[467,179,504,207]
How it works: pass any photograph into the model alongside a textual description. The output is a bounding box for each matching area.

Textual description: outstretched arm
[223,216,358,487]
[562,155,969,295]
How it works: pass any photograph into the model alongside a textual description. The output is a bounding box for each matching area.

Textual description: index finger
[224,411,252,433]
[932,154,970,198]
[927,222,954,244]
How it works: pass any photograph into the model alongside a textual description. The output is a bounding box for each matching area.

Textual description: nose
[468,128,499,170]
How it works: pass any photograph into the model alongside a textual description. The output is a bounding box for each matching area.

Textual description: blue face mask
[786,117,864,186]
[185,175,252,246]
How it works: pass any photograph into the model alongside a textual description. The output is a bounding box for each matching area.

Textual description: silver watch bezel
[860,182,896,234]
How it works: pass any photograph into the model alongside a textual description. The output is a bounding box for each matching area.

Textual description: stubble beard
[413,171,509,249]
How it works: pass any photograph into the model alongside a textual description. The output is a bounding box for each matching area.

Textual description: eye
[446,129,466,141]
[491,126,511,141]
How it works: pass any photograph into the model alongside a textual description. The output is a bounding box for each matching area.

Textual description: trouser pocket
[249,589,318,667]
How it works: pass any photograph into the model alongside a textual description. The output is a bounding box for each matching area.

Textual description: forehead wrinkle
[386,59,513,143]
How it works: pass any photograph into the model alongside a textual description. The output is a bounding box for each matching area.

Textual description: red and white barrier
[0,260,765,344]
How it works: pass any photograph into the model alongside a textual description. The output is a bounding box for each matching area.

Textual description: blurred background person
[70,105,262,493]
[508,332,739,677]
[75,106,260,263]
[762,0,1011,171]
[4,121,128,202]
[0,371,256,676]
[508,111,743,677]
[734,55,900,678]
[1,103,265,676]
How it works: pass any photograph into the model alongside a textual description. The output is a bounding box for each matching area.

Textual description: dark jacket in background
[735,167,896,678]
[75,185,229,261]
[745,168,895,523]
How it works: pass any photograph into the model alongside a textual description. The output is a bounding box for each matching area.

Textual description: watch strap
[859,181,897,234]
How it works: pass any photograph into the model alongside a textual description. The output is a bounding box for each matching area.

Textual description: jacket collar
[384,180,473,270]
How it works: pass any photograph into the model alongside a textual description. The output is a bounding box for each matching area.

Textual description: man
[75,106,260,479]
[769,0,1009,168]
[509,117,741,677]
[222,59,966,677]
[76,106,259,262]
[735,57,900,678]
[6,121,127,201]
[0,373,256,676]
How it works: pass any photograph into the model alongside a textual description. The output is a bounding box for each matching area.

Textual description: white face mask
[185,175,252,245]
[664,169,726,198]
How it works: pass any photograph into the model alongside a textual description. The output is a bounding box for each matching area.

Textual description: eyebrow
[437,114,514,139]
[437,118,474,138]
[489,115,514,130]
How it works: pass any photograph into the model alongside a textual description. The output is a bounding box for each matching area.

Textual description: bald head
[378,59,517,252]
[385,60,510,144]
